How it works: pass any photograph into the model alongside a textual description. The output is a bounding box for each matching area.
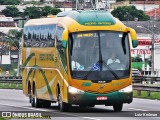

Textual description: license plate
[97,96,107,100]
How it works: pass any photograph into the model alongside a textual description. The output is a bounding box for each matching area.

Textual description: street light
[137,25,155,77]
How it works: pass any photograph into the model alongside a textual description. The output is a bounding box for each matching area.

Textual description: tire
[31,85,42,108]
[28,84,31,103]
[58,92,70,112]
[113,103,123,112]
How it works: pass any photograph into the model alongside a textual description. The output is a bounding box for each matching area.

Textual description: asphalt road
[0,89,159,120]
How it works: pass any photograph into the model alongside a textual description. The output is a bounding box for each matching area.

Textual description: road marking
[0,103,51,112]
[82,117,101,120]
[128,108,149,111]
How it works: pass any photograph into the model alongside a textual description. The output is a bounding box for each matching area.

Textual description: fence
[132,76,160,84]
[0,76,22,89]
[0,76,160,95]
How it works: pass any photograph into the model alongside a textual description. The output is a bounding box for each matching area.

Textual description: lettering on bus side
[39,54,54,61]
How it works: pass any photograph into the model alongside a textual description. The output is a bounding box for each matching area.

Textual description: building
[145,8,160,20]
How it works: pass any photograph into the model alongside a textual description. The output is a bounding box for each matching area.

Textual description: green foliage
[1,65,12,71]
[111,5,150,21]
[22,6,62,19]
[22,1,43,5]
[0,0,20,5]
[50,8,62,15]
[42,6,61,16]
[133,90,160,100]
[41,6,53,16]
[2,5,19,17]
[22,6,42,19]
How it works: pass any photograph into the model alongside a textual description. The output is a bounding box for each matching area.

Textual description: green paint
[39,68,54,100]
[65,10,116,26]
[132,40,138,48]
[76,11,116,26]
[82,82,92,86]
[62,40,67,48]
[68,91,133,105]
[22,53,36,72]
[39,54,54,61]
[23,53,54,101]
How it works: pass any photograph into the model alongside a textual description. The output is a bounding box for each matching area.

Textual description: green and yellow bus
[22,10,138,112]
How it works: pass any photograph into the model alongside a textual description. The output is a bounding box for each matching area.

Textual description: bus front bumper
[68,91,133,106]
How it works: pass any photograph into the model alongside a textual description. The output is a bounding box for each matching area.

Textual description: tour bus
[22,10,138,112]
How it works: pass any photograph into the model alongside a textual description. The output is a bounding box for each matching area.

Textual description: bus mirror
[127,27,138,48]
[62,29,68,48]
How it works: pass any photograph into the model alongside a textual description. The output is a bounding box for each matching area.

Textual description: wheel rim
[58,94,63,109]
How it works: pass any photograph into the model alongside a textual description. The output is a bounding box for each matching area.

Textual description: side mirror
[127,27,138,48]
[62,29,68,48]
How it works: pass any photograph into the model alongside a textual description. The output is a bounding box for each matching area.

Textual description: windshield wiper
[102,61,120,79]
[82,60,100,80]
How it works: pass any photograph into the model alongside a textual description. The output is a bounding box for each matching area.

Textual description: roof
[145,8,160,19]
[122,21,160,34]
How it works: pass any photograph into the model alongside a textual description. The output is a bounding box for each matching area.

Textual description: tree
[8,29,23,48]
[22,6,41,19]
[50,8,61,15]
[4,0,20,5]
[41,6,53,16]
[0,0,20,5]
[111,5,149,21]
[2,6,19,17]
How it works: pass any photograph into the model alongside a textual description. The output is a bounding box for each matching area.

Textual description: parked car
[132,69,142,83]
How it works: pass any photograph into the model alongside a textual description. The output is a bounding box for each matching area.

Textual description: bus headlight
[68,86,84,94]
[119,85,132,92]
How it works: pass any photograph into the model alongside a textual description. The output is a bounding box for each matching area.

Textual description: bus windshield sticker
[92,63,100,71]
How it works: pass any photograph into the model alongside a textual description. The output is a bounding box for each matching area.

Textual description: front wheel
[58,93,70,112]
[113,103,123,112]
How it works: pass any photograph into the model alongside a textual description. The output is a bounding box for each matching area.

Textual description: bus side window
[56,26,64,47]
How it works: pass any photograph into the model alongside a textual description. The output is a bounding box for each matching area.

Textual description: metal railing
[0,76,22,89]
[132,76,160,84]
[133,84,160,96]
[0,76,160,96]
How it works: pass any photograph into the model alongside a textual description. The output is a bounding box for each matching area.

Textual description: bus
[22,10,138,112]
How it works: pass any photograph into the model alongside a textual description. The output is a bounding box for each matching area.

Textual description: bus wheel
[58,93,70,112]
[28,84,31,103]
[31,85,42,108]
[113,103,123,112]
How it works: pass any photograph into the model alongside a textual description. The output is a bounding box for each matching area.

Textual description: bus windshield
[69,31,130,82]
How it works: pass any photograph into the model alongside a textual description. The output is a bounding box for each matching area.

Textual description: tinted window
[23,24,56,47]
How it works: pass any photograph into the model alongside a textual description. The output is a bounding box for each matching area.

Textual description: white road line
[82,117,101,120]
[128,108,149,111]
[0,103,51,112]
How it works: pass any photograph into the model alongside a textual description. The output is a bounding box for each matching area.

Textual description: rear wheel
[28,84,31,103]
[113,103,123,112]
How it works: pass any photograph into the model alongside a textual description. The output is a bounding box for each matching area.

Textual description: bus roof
[25,10,127,32]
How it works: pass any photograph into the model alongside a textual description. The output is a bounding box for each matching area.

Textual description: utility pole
[151,26,155,77]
